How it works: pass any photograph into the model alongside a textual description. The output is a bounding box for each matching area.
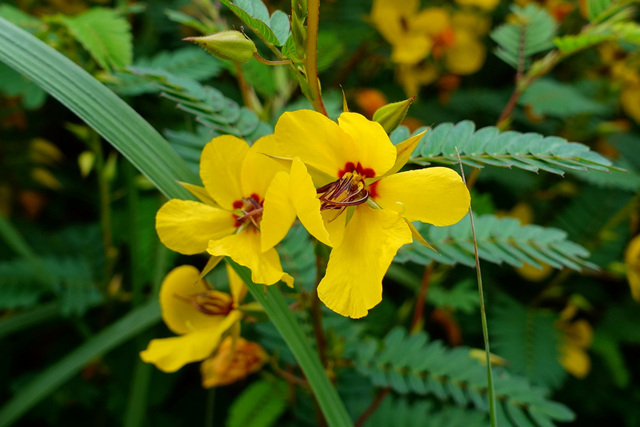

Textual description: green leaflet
[408,121,614,175]
[519,78,610,117]
[111,47,222,96]
[355,327,575,427]
[490,4,557,70]
[219,0,289,47]
[59,7,133,71]
[490,298,566,390]
[123,69,271,144]
[396,214,598,271]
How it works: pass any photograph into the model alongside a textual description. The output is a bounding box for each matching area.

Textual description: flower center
[317,162,375,212]
[175,290,234,316]
[232,193,263,229]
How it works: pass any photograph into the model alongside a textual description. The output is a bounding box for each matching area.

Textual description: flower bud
[372,97,415,133]
[184,31,257,63]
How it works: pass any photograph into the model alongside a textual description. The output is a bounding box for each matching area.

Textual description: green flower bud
[184,31,257,63]
[372,97,415,133]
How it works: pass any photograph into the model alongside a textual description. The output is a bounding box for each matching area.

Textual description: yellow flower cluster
[370,0,496,95]
[141,109,471,378]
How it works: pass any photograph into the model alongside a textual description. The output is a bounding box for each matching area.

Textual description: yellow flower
[263,110,470,318]
[371,0,454,65]
[625,234,640,301]
[155,135,294,286]
[140,264,254,372]
[371,0,488,95]
[201,337,268,388]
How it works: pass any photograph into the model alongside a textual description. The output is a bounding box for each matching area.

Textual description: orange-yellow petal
[156,199,236,255]
[274,110,356,177]
[140,311,242,373]
[373,167,470,225]
[337,113,397,177]
[200,337,268,388]
[241,136,289,200]
[317,206,412,318]
[200,135,248,210]
[624,234,640,301]
[261,170,296,252]
[207,230,289,286]
[160,265,225,335]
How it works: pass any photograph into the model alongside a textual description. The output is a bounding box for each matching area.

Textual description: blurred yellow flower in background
[371,0,493,95]
[556,303,593,378]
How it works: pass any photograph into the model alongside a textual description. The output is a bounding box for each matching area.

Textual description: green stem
[456,148,497,427]
[305,0,328,116]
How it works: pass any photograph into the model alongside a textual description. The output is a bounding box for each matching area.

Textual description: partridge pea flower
[266,110,470,318]
[140,264,256,372]
[155,135,294,287]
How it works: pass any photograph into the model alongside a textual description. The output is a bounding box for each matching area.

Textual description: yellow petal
[318,206,412,318]
[289,158,334,247]
[261,171,296,252]
[444,30,486,75]
[412,8,451,35]
[373,167,470,225]
[200,337,268,388]
[392,36,433,64]
[241,136,289,200]
[200,135,248,210]
[274,110,356,178]
[226,262,247,305]
[156,199,236,255]
[208,230,289,286]
[559,342,591,378]
[160,265,225,335]
[337,112,397,177]
[140,311,241,373]
[371,0,419,44]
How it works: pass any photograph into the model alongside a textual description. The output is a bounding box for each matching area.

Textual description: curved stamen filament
[317,173,370,211]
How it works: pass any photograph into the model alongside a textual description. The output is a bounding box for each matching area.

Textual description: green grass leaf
[227,380,288,427]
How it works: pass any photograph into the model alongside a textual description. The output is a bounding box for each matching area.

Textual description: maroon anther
[233,194,263,229]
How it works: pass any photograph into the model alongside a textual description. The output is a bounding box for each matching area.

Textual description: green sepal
[372,97,415,134]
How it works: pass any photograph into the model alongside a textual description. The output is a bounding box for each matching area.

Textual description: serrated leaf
[60,8,132,70]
